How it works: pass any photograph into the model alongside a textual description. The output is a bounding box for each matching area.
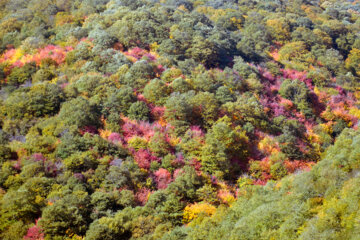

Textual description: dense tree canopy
[0,0,360,239]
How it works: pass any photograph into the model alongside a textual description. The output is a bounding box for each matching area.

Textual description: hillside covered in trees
[1,0,360,239]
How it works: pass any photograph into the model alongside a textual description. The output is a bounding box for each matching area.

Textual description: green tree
[109,10,168,48]
[346,48,360,76]
[64,150,99,173]
[74,74,102,97]
[123,60,155,90]
[0,145,12,165]
[32,68,55,83]
[58,97,100,128]
[201,121,248,178]
[27,82,64,117]
[279,79,313,118]
[7,62,36,86]
[167,166,203,201]
[143,79,169,105]
[237,22,272,61]
[277,119,306,160]
[149,131,171,157]
[39,191,91,238]
[215,86,235,104]
[164,93,193,134]
[186,36,219,67]
[3,83,62,120]
[170,77,192,93]
[90,191,116,220]
[0,177,53,225]
[103,86,136,116]
[190,92,219,127]
[223,93,269,130]
[127,101,150,121]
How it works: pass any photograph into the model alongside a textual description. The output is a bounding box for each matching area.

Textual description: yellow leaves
[307,128,320,144]
[268,49,280,61]
[275,181,282,190]
[237,176,254,188]
[314,86,321,96]
[193,0,206,8]
[313,29,332,47]
[168,136,180,146]
[55,12,74,27]
[332,109,353,123]
[230,17,242,30]
[35,195,45,204]
[99,129,112,140]
[2,48,26,65]
[196,6,234,22]
[42,121,65,138]
[320,122,333,134]
[169,25,179,40]
[146,177,153,188]
[349,107,360,119]
[354,91,360,102]
[15,147,27,160]
[177,5,189,12]
[128,136,148,150]
[258,136,278,155]
[196,6,213,16]
[140,169,149,175]
[20,54,33,65]
[0,17,22,35]
[296,224,307,236]
[346,48,360,75]
[158,117,167,127]
[161,68,183,84]
[218,189,236,205]
[64,232,84,240]
[303,5,322,22]
[183,202,216,224]
[126,56,138,63]
[150,42,160,52]
[69,235,84,240]
[279,41,309,62]
[13,49,24,62]
[266,18,290,44]
[321,107,336,121]
[50,77,59,85]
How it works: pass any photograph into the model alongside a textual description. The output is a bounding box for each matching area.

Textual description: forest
[0,0,360,239]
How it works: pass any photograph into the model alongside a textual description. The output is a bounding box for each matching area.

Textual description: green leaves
[39,191,91,238]
[128,101,150,121]
[58,97,100,128]
[64,151,99,172]
[279,79,313,118]
[200,122,248,179]
[7,63,36,86]
[3,82,64,119]
[143,79,169,105]
[185,36,219,68]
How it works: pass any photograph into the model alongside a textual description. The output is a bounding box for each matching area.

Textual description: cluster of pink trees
[0,45,73,68]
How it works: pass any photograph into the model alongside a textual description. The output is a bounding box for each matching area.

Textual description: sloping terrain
[0,0,360,239]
